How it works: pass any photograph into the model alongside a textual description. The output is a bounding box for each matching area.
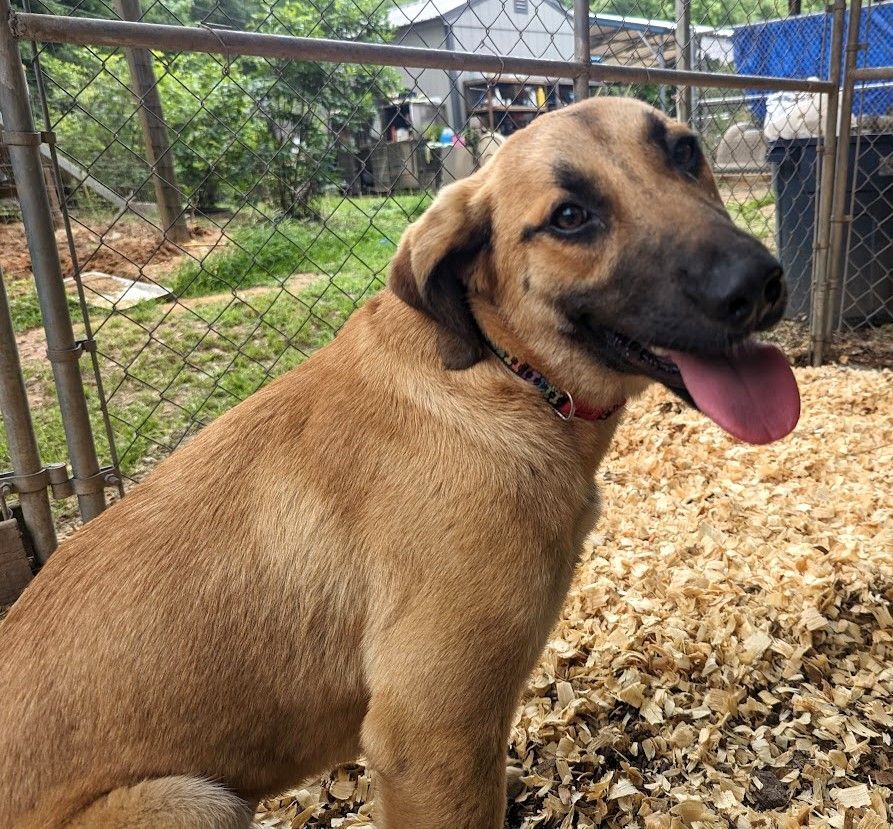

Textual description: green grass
[7,281,44,332]
[1,272,380,479]
[171,194,431,298]
[729,191,776,247]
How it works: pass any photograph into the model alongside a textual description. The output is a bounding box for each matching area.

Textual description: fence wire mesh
[838,0,893,336]
[0,0,888,526]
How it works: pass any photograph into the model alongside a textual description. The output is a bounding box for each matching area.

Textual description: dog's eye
[550,203,590,232]
[671,136,701,174]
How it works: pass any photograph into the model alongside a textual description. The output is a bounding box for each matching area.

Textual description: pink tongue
[667,340,800,445]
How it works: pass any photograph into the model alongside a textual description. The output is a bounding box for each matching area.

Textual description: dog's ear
[389,173,491,370]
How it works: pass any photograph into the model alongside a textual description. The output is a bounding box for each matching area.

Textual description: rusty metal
[9,12,836,94]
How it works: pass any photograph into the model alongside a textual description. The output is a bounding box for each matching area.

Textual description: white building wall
[448,0,574,61]
[389,19,454,125]
[391,0,574,130]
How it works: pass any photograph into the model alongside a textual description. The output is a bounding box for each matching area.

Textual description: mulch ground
[256,362,893,828]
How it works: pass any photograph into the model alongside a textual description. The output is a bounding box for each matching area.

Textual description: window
[514,0,528,14]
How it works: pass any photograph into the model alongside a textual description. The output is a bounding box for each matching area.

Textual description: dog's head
[390,96,799,444]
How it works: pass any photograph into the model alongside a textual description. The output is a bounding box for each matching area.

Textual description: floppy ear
[389,173,491,370]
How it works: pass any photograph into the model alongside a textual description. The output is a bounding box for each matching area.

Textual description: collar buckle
[555,390,575,421]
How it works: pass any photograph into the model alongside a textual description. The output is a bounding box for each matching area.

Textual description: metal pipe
[0,0,106,522]
[0,268,57,563]
[819,0,862,363]
[9,12,836,94]
[573,0,590,103]
[852,66,893,80]
[443,26,464,132]
[24,9,125,501]
[674,0,692,123]
[809,0,846,367]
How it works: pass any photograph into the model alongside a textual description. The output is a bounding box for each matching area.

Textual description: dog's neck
[472,302,631,424]
[482,338,625,423]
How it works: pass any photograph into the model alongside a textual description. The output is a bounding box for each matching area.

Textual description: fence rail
[0,0,890,576]
[10,12,839,93]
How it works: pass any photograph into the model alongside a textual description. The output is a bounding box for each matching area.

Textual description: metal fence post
[818,0,862,363]
[113,0,188,244]
[0,0,106,522]
[674,0,692,124]
[809,0,846,367]
[0,267,57,563]
[573,0,590,103]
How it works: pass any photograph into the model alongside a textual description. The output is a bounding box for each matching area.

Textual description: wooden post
[113,0,188,243]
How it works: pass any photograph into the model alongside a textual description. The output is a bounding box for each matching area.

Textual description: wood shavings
[258,365,893,827]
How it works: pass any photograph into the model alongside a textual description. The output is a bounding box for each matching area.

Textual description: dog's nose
[697,251,785,330]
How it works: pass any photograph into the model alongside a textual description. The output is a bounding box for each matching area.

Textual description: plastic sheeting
[732,4,893,121]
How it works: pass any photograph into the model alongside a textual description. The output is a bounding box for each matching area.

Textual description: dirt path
[163,272,322,312]
[0,218,224,282]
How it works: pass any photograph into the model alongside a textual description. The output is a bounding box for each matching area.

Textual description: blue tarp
[732,4,893,120]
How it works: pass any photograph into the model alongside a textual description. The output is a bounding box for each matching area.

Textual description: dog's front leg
[362,691,509,828]
[362,616,532,829]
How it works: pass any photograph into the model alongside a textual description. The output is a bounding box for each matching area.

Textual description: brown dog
[0,96,799,828]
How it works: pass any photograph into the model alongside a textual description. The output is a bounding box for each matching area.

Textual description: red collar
[486,340,626,423]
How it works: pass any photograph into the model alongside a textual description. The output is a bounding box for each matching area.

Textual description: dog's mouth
[596,329,801,445]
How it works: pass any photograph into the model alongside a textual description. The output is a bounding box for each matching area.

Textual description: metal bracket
[72,466,120,496]
[0,129,55,147]
[0,468,50,495]
[46,339,96,364]
[0,463,119,500]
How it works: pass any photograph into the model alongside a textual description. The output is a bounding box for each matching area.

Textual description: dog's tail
[63,776,254,829]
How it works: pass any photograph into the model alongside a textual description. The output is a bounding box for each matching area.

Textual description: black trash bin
[767,135,893,326]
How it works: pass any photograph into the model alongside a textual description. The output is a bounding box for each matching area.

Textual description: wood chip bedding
[258,362,892,828]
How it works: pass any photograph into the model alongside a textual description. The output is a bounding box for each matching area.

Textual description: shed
[386,0,577,132]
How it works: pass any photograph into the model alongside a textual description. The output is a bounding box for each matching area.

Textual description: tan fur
[67,778,253,828]
[0,98,734,828]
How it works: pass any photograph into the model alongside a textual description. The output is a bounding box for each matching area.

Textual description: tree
[36,0,399,216]
[241,0,399,215]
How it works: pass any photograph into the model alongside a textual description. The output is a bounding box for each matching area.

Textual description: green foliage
[37,0,400,214]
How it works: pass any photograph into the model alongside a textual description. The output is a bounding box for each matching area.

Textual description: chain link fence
[0,0,892,823]
[0,0,890,548]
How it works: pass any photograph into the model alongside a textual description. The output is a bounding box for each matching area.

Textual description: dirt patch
[14,326,48,364]
[0,219,223,282]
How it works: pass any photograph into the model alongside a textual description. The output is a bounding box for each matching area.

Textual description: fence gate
[0,0,886,586]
